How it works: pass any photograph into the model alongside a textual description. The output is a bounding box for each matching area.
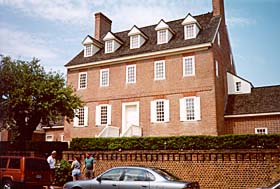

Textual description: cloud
[0,0,91,25]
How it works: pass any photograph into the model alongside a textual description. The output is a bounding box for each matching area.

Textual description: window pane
[106,41,113,53]
[102,168,123,181]
[78,108,85,126]
[127,65,136,83]
[156,101,165,122]
[131,35,139,48]
[236,82,241,91]
[155,61,165,80]
[184,57,194,76]
[158,30,167,44]
[186,98,195,120]
[0,158,8,168]
[101,106,108,125]
[9,158,20,169]
[101,69,109,86]
[79,73,87,89]
[85,45,92,56]
[124,168,147,181]
[185,24,194,39]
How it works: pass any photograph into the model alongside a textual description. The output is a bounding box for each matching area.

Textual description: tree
[0,55,82,142]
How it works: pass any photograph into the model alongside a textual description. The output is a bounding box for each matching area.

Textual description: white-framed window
[255,128,268,135]
[126,65,136,84]
[78,72,87,89]
[96,104,112,126]
[84,44,92,57]
[236,82,241,92]
[150,99,169,123]
[180,96,201,121]
[157,29,167,44]
[130,35,140,49]
[100,68,109,87]
[216,60,219,77]
[217,32,221,47]
[105,40,113,53]
[73,106,88,127]
[46,135,54,142]
[154,60,165,80]
[183,56,195,76]
[185,24,195,39]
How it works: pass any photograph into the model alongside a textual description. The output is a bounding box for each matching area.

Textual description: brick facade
[63,149,280,189]
[225,115,280,134]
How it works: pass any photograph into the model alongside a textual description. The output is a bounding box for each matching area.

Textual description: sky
[0,0,279,87]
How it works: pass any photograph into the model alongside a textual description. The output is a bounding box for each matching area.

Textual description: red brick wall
[63,149,280,189]
[224,115,280,134]
[65,49,220,140]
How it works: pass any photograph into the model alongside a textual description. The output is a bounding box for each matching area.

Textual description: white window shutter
[107,105,112,125]
[164,100,170,122]
[194,97,201,120]
[73,109,79,127]
[180,98,186,121]
[95,105,101,126]
[150,101,157,123]
[84,106,88,126]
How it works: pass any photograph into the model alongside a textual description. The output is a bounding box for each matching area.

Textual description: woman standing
[71,156,81,181]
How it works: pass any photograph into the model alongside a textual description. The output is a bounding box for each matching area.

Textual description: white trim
[215,60,219,78]
[60,134,64,142]
[46,135,54,141]
[122,101,139,134]
[154,60,166,80]
[126,64,136,84]
[211,17,222,44]
[100,68,109,87]
[66,43,212,69]
[255,127,268,135]
[42,126,64,129]
[225,112,280,118]
[78,72,87,89]
[130,35,140,49]
[157,29,168,44]
[183,56,195,77]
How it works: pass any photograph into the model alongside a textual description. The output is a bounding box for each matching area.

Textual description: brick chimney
[212,0,225,17]
[94,12,112,41]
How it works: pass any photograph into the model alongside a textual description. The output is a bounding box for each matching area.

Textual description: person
[84,152,96,179]
[47,151,56,184]
[71,156,81,181]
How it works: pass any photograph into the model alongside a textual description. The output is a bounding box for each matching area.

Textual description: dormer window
[105,40,113,53]
[84,44,92,57]
[82,35,103,57]
[182,14,201,40]
[128,26,147,49]
[103,32,123,54]
[155,20,174,45]
[130,35,140,49]
[157,30,167,44]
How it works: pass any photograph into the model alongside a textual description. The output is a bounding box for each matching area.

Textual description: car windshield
[152,168,180,181]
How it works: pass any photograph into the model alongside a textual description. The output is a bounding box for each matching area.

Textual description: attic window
[105,40,113,53]
[235,82,241,92]
[185,24,195,39]
[130,35,140,49]
[157,30,167,44]
[84,45,92,57]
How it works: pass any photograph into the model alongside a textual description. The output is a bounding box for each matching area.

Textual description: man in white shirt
[47,151,56,184]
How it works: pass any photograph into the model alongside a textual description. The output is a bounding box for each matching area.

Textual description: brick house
[64,0,279,141]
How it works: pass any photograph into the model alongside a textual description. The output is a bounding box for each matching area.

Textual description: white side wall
[227,72,252,94]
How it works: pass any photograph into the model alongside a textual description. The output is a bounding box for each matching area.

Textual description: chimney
[94,12,112,41]
[212,0,225,17]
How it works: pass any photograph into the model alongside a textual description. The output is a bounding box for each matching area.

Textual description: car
[63,166,199,189]
[0,156,51,189]
[256,180,280,189]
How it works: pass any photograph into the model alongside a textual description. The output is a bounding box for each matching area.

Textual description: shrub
[70,134,280,151]
[55,159,72,186]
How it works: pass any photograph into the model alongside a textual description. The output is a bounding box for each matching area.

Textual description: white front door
[122,102,139,134]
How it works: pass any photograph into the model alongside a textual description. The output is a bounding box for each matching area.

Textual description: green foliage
[70,134,280,150]
[0,55,82,142]
[55,159,72,186]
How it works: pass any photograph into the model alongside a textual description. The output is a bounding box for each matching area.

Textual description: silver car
[63,166,200,189]
[256,180,280,189]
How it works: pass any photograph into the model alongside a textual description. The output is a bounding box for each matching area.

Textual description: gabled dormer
[103,32,123,54]
[128,25,148,49]
[227,72,253,94]
[155,19,175,44]
[181,13,201,40]
[82,35,103,57]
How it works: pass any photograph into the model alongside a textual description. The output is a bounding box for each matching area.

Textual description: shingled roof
[65,12,221,67]
[225,85,280,116]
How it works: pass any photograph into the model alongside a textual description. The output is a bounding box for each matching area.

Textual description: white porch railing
[96,126,120,138]
[121,124,142,137]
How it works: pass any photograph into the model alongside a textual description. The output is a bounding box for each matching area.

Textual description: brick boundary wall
[63,149,280,189]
